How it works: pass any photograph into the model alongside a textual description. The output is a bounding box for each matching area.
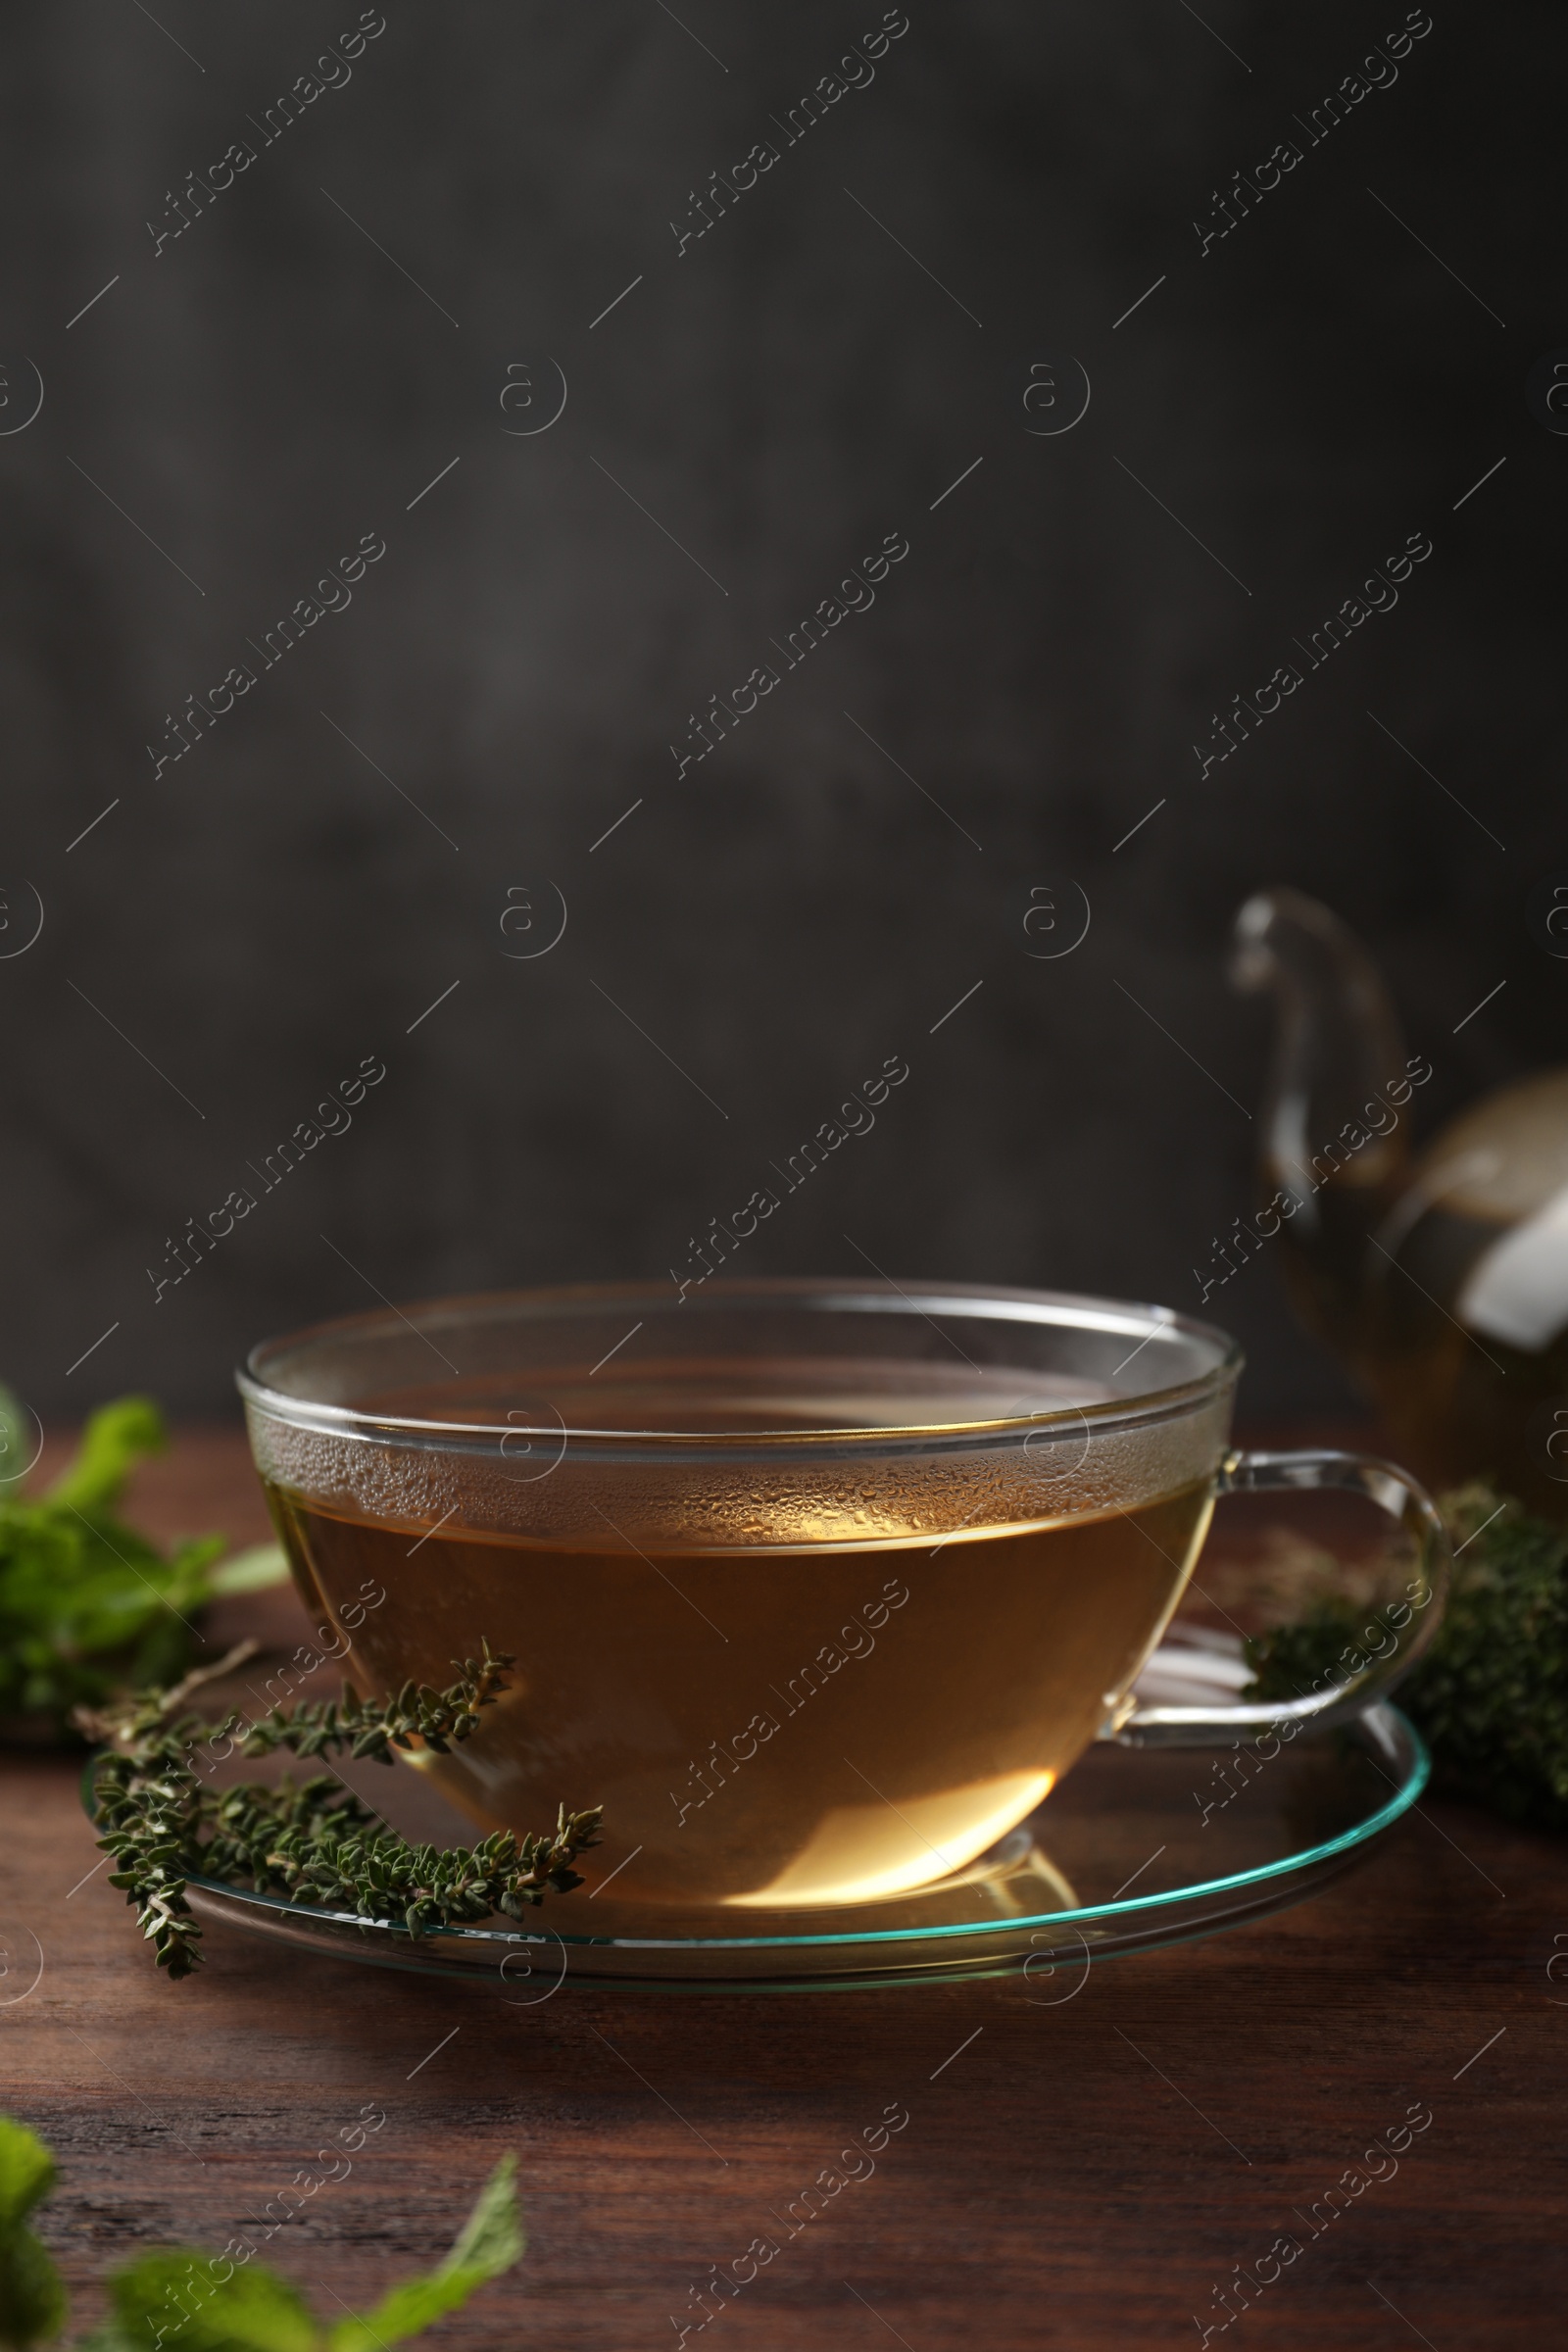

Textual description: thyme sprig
[80,1642,602,1979]
[1245,1480,1568,1833]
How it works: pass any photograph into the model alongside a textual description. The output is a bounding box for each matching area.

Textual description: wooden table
[3,1431,1562,2347]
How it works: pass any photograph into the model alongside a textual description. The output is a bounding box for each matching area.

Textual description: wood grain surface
[2,1430,1563,2348]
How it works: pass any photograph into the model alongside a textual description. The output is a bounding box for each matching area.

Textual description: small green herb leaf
[439,2151,524,2281]
[326,2157,523,2352]
[45,1397,167,1515]
[0,2227,68,2352]
[3,2118,526,2351]
[94,2250,318,2352]
[0,2121,54,2230]
[0,2117,66,2352]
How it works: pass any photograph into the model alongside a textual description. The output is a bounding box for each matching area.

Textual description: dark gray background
[2,0,1561,1418]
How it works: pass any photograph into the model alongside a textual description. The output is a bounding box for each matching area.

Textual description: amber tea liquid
[265,1365,1213,1910]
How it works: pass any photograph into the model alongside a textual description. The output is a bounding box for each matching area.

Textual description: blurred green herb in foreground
[0,2112,522,2351]
[0,1390,284,1737]
[1245,1481,1568,1833]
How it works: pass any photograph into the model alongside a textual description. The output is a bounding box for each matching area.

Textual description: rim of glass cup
[236,1276,1245,1454]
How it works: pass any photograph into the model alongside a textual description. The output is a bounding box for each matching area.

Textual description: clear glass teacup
[238,1279,1448,1913]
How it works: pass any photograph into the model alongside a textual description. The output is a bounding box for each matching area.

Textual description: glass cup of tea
[238,1280,1449,1915]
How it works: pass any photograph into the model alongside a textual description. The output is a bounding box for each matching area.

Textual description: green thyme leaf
[85,1645,600,1980]
[1247,1479,1568,1834]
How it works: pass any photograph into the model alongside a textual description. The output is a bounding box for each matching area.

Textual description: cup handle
[1113,1447,1451,1746]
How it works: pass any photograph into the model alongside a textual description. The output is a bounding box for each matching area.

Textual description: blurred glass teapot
[1229,887,1568,1515]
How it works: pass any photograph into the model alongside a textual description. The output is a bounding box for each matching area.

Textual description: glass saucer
[83,1660,1427,1993]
